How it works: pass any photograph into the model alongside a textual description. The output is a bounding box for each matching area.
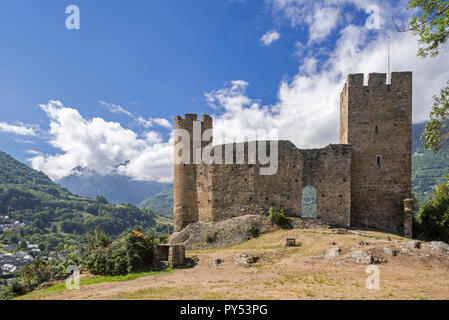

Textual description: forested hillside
[412,123,449,204]
[0,151,172,251]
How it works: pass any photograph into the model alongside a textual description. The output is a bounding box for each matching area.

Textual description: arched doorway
[301,185,317,218]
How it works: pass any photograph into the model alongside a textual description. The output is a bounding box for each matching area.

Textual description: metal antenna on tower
[387,34,391,84]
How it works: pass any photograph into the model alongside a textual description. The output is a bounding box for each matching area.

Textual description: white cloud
[137,116,172,129]
[267,0,411,43]
[308,7,340,42]
[98,100,133,117]
[28,101,173,182]
[260,30,281,46]
[27,1,449,184]
[207,27,449,149]
[0,122,37,136]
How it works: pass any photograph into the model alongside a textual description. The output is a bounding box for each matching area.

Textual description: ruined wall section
[301,144,352,227]
[340,72,412,233]
[196,141,352,227]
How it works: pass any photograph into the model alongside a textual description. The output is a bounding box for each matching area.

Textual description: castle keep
[173,72,412,235]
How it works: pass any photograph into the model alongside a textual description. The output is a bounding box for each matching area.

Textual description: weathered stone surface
[169,215,327,250]
[234,254,258,267]
[154,244,185,268]
[323,247,341,259]
[340,72,412,234]
[402,240,421,250]
[358,240,375,246]
[382,246,400,257]
[211,258,222,268]
[344,250,375,264]
[422,241,449,255]
[169,215,269,249]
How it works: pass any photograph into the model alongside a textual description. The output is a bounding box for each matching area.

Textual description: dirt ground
[22,228,449,300]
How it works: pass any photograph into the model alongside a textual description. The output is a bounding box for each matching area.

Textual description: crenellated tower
[173,114,213,232]
[340,72,412,233]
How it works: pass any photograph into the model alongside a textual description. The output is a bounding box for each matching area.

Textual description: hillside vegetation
[0,151,172,251]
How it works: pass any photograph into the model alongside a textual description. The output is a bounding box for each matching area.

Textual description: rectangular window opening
[376,155,382,167]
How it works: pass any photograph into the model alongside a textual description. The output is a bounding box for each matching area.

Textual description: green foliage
[247,223,260,239]
[0,150,171,249]
[412,122,449,205]
[421,81,449,152]
[267,207,288,226]
[96,195,109,205]
[139,185,174,218]
[204,229,218,244]
[415,175,449,242]
[80,228,154,276]
[408,0,449,58]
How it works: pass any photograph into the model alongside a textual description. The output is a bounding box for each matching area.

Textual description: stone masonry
[173,72,413,235]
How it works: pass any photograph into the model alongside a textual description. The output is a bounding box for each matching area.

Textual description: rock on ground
[402,240,421,250]
[344,250,376,264]
[422,241,449,255]
[323,247,341,259]
[234,254,258,267]
[169,214,327,250]
[382,246,400,257]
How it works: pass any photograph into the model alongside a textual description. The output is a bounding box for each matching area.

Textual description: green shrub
[247,223,259,238]
[204,229,217,244]
[80,227,154,276]
[267,207,288,226]
[415,175,449,242]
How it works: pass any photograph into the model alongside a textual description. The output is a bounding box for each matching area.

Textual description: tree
[96,195,109,205]
[415,174,449,242]
[421,82,449,152]
[404,1,449,151]
[51,224,58,233]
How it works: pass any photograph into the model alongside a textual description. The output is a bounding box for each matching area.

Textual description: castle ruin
[173,72,412,235]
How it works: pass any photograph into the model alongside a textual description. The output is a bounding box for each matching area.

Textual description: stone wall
[196,142,352,227]
[173,71,412,236]
[340,72,412,233]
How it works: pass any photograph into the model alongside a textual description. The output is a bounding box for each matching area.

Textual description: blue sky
[1,0,449,182]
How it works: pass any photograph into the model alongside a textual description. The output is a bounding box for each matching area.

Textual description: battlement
[343,72,412,91]
[175,114,212,123]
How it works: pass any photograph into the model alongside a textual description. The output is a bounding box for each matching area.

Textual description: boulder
[211,258,223,268]
[234,254,258,267]
[382,246,399,257]
[323,247,341,259]
[345,250,375,264]
[402,240,421,249]
[422,241,449,255]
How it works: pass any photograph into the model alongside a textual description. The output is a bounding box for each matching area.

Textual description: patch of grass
[204,229,218,244]
[15,269,172,300]
[304,289,315,297]
[247,223,260,239]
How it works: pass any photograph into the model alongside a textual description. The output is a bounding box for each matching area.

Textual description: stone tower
[173,114,213,232]
[340,72,412,233]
